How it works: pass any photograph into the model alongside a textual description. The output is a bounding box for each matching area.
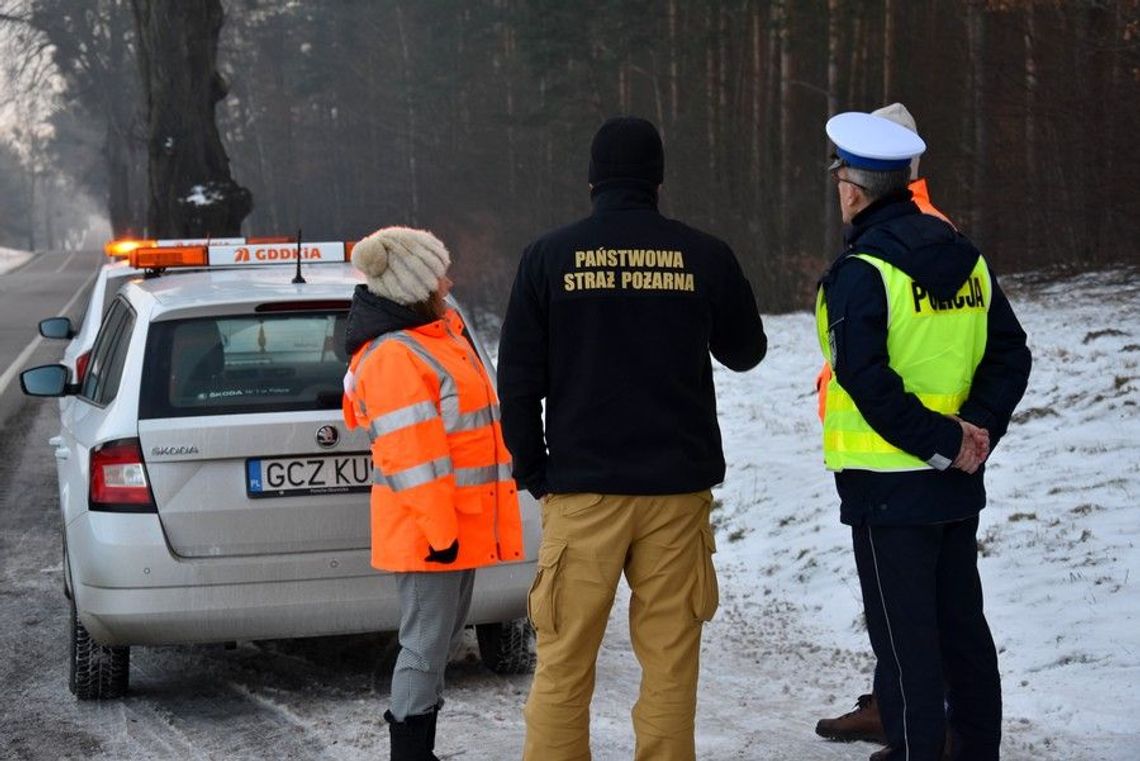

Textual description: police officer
[814,102,954,749]
[816,112,1032,761]
[499,116,766,761]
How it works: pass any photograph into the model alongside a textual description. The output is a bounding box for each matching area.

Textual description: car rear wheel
[475,618,535,675]
[69,601,129,699]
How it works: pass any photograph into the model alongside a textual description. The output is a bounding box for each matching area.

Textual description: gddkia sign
[207,242,347,266]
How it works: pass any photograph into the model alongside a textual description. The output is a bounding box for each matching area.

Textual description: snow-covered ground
[479,268,1139,759]
[1,267,1135,760]
[702,268,1140,759]
[0,246,32,275]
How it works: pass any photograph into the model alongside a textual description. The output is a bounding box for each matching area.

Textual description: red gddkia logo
[232,246,324,263]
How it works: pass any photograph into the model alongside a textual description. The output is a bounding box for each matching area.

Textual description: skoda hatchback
[21,241,539,699]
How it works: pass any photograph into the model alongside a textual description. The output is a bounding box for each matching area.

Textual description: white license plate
[246,453,371,498]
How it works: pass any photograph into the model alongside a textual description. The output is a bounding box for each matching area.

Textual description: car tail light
[89,438,156,513]
[75,351,91,384]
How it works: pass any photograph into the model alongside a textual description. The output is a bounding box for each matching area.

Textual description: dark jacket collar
[343,284,433,356]
[590,181,659,212]
[843,189,918,247]
[836,189,981,300]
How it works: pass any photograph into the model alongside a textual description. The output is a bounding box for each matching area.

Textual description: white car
[21,240,539,699]
[38,238,248,385]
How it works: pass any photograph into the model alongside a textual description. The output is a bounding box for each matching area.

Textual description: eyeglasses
[828,154,868,191]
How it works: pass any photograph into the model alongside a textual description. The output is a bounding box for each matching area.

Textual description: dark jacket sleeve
[709,244,767,371]
[956,272,1032,448]
[497,247,550,499]
[826,258,963,468]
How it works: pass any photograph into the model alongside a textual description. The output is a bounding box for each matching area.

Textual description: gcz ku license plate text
[246,453,371,498]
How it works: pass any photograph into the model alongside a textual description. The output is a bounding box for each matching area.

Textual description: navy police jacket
[820,192,1032,526]
[498,182,767,499]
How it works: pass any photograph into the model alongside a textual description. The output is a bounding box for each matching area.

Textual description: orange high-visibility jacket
[816,179,954,423]
[343,308,524,572]
[908,178,954,227]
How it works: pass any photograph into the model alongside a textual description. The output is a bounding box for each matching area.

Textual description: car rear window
[140,312,348,418]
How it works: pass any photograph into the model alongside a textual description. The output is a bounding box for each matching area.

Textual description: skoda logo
[316,425,339,449]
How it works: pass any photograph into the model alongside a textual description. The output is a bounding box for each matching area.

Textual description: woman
[342,226,524,761]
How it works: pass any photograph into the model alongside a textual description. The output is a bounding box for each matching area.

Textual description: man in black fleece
[499,116,766,761]
[818,112,1031,761]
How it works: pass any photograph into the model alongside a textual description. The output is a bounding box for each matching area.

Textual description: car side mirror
[20,365,76,397]
[39,317,76,340]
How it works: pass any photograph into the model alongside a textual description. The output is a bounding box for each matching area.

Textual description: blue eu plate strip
[248,459,263,493]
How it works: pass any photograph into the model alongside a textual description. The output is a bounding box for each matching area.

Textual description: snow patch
[184,184,224,207]
[0,246,32,274]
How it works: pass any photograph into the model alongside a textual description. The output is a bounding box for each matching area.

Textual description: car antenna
[292,228,306,284]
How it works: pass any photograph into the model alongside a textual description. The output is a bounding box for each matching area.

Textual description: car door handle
[54,448,69,461]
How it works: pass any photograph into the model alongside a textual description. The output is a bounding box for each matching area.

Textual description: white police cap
[826,111,926,172]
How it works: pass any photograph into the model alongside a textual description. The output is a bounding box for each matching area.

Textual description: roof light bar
[128,246,208,269]
[104,239,157,259]
[124,241,356,270]
[207,241,355,267]
[103,236,279,259]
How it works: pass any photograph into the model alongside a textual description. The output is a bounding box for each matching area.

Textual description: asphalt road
[0,251,896,760]
[0,253,508,761]
[0,249,100,431]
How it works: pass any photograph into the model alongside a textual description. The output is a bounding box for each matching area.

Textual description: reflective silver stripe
[367,333,498,434]
[454,461,514,487]
[384,334,461,423]
[926,452,952,471]
[370,400,440,439]
[449,403,500,433]
[371,456,453,492]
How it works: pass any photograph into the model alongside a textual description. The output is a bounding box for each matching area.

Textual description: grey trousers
[390,568,475,721]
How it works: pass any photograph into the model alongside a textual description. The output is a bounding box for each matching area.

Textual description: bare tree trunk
[131,0,251,237]
[28,167,37,250]
[104,0,135,237]
[501,16,517,199]
[668,0,678,125]
[1024,2,1038,256]
[394,3,419,225]
[750,2,762,198]
[967,1,986,243]
[825,0,841,254]
[883,0,894,102]
[848,11,864,106]
[766,0,780,177]
[705,3,717,218]
[777,0,792,241]
[106,120,133,236]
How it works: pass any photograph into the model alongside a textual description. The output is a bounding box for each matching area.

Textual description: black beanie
[588,116,664,187]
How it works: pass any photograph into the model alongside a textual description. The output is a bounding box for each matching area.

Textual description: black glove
[425,539,459,564]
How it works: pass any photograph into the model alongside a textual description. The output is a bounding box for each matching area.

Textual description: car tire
[475,618,535,675]
[69,601,129,700]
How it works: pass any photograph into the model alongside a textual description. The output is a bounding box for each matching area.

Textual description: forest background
[2,0,1138,313]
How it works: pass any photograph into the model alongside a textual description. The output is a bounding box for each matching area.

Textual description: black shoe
[384,710,440,761]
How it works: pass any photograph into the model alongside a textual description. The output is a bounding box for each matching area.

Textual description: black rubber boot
[384,710,440,761]
[425,703,440,753]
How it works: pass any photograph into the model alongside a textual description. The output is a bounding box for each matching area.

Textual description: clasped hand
[949,415,989,474]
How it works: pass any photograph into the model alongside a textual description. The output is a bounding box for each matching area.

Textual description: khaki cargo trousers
[522,491,719,761]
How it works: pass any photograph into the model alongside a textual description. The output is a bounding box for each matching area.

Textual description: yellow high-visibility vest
[815,253,991,472]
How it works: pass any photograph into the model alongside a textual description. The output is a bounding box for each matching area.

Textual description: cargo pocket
[691,528,719,622]
[555,492,605,518]
[527,540,567,635]
[454,489,485,515]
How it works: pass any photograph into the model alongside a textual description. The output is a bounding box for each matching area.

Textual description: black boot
[425,703,440,754]
[384,710,440,761]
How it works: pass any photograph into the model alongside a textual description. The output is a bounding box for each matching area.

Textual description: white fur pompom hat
[351,226,451,305]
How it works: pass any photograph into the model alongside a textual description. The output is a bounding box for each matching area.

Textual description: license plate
[246,453,371,498]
